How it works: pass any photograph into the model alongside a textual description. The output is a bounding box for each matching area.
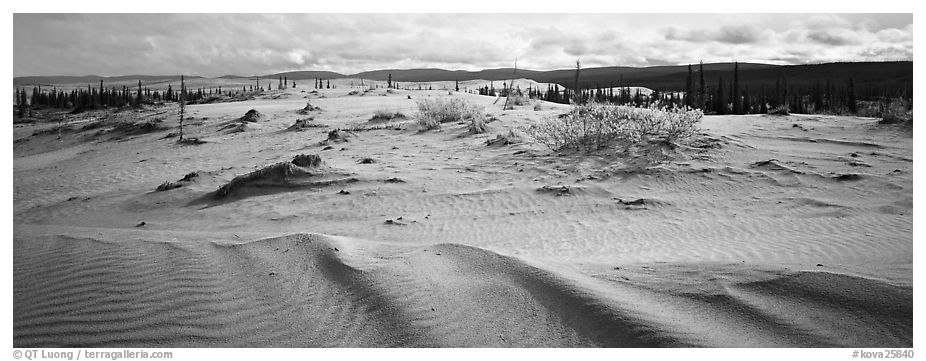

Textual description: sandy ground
[13,85,912,347]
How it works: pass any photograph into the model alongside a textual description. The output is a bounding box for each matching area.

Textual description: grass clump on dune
[371,109,406,122]
[213,154,323,199]
[767,105,790,116]
[879,98,912,125]
[525,103,703,152]
[415,97,486,132]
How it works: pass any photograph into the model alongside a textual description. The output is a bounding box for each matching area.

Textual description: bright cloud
[13,13,913,77]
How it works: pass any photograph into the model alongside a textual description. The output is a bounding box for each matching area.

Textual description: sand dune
[14,88,912,347]
[13,232,911,347]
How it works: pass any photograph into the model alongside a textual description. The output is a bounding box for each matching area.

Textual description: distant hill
[343,63,773,83]
[13,75,203,86]
[14,62,911,93]
[263,70,346,81]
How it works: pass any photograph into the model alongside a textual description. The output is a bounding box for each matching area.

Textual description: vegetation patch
[415,98,486,131]
[239,109,265,122]
[370,109,406,122]
[525,103,703,153]
[156,171,199,192]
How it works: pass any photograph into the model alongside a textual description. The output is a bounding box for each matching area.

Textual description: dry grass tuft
[156,171,199,192]
[371,109,406,122]
[880,98,912,125]
[213,154,324,198]
[415,98,486,131]
[240,109,264,122]
[486,129,526,146]
[767,105,790,116]
[292,154,322,167]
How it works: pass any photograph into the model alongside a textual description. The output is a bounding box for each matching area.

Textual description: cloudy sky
[13,13,913,77]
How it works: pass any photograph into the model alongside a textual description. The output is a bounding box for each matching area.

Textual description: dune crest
[13,233,911,348]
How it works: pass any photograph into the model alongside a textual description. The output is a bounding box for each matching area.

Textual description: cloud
[663,24,761,44]
[806,28,860,46]
[13,14,914,77]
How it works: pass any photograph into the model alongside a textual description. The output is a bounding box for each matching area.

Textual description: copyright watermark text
[851,349,914,359]
[13,349,173,361]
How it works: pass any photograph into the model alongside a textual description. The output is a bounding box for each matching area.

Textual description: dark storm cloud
[807,29,860,46]
[663,25,762,44]
[13,13,913,77]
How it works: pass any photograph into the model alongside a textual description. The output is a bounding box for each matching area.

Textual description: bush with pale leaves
[525,103,703,152]
[415,98,486,131]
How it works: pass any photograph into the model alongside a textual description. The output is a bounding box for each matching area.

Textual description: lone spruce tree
[698,60,706,109]
[573,59,581,103]
[178,75,186,142]
[685,64,693,108]
[136,80,143,106]
[732,62,741,114]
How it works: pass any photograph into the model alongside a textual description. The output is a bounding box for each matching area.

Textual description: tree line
[484,60,910,116]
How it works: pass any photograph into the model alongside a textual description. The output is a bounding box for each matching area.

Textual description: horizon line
[12,60,912,80]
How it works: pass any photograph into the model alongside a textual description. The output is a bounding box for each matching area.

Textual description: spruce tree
[17,88,25,118]
[732,62,741,115]
[847,77,857,114]
[698,60,706,109]
[573,59,581,103]
[685,64,693,108]
[716,77,726,115]
[136,80,143,106]
[179,75,186,142]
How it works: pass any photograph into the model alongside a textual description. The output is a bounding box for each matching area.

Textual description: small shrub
[525,103,702,152]
[292,154,322,167]
[880,98,912,125]
[371,109,406,122]
[768,105,790,116]
[415,97,486,131]
[505,94,529,109]
[533,103,542,111]
[240,109,264,122]
[486,129,525,146]
[469,116,487,134]
[178,137,206,145]
[156,171,199,192]
[300,102,321,113]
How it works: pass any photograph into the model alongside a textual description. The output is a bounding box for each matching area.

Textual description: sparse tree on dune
[136,80,143,106]
[847,77,857,114]
[573,59,581,103]
[685,64,693,108]
[733,62,741,114]
[716,76,726,115]
[17,88,25,118]
[179,75,186,142]
[698,60,706,109]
